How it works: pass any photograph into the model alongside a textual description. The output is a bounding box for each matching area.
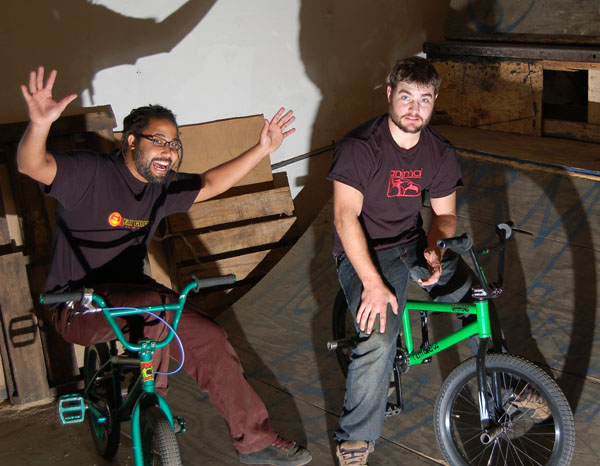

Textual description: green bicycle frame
[84,280,199,466]
[403,299,492,366]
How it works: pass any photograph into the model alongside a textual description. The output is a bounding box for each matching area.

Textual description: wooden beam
[0,252,51,404]
[543,119,600,144]
[589,70,600,124]
[168,186,295,233]
[0,106,116,144]
[543,60,600,71]
[172,217,297,261]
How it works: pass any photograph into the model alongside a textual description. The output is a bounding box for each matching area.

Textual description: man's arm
[333,181,398,334]
[419,192,458,286]
[194,108,295,203]
[17,67,77,185]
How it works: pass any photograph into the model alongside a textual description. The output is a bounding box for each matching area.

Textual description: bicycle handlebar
[40,275,237,306]
[437,222,514,297]
[40,290,87,305]
[437,233,473,254]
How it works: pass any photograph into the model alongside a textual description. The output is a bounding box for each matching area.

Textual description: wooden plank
[432,59,542,136]
[0,253,51,404]
[178,115,272,186]
[172,217,297,261]
[543,61,600,72]
[589,70,600,124]
[425,41,600,62]
[0,162,23,247]
[442,1,600,44]
[168,186,295,233]
[543,119,600,144]
[179,247,290,282]
[434,124,600,181]
[0,105,116,144]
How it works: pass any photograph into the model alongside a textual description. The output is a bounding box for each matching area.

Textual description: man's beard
[132,146,171,184]
[389,107,432,134]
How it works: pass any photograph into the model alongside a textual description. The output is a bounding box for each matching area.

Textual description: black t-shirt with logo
[327,115,462,256]
[42,150,202,292]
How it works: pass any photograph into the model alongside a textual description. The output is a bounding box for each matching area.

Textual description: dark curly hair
[386,56,441,95]
[120,105,183,173]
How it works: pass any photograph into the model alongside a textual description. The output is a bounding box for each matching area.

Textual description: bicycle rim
[84,343,121,459]
[141,406,182,466]
[434,354,575,466]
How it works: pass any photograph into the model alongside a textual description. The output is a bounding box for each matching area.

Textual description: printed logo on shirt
[108,211,152,229]
[387,169,422,197]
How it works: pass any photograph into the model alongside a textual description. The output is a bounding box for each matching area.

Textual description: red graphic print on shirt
[387,169,422,197]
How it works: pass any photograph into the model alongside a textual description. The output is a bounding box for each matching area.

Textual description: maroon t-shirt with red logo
[42,150,202,292]
[327,115,462,256]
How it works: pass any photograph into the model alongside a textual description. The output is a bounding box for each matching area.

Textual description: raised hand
[21,66,77,126]
[259,107,295,154]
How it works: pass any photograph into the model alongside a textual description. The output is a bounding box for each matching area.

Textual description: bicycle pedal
[173,416,186,434]
[385,403,402,417]
[58,394,86,424]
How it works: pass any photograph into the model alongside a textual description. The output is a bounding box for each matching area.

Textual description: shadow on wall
[299,1,451,461]
[1,0,217,124]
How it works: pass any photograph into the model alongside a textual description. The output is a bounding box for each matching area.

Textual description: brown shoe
[336,441,374,466]
[507,388,551,421]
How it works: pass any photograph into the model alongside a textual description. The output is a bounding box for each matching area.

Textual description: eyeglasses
[138,134,183,152]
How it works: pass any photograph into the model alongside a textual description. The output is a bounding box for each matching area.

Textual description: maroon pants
[51,281,276,454]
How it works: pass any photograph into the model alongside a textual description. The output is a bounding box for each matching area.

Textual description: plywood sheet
[178,115,272,186]
[432,59,542,136]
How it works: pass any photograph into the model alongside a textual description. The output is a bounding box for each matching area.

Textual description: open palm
[21,67,77,126]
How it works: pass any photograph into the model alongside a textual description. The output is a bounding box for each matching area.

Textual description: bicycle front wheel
[84,343,121,459]
[141,406,182,466]
[434,354,575,466]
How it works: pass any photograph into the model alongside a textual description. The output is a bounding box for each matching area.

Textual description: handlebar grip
[40,291,85,305]
[496,222,513,240]
[437,233,473,254]
[192,274,237,292]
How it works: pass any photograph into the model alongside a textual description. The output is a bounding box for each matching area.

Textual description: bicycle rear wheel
[332,288,356,377]
[434,354,575,466]
[84,342,121,459]
[141,406,182,465]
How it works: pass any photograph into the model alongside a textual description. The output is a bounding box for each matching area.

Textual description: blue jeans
[334,238,472,443]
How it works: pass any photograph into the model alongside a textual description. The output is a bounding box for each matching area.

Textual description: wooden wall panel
[432,59,542,136]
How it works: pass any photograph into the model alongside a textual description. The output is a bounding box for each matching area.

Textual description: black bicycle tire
[434,354,575,466]
[141,406,182,466]
[84,343,121,459]
[332,288,353,377]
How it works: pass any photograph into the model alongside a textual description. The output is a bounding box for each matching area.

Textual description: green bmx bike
[41,275,236,466]
[328,223,575,465]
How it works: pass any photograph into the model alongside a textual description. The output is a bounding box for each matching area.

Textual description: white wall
[3,0,449,227]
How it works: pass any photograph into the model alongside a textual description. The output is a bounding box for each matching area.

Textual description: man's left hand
[418,247,442,286]
[259,108,295,154]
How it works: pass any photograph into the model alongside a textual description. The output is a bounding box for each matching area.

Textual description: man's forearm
[427,213,457,255]
[197,142,267,202]
[17,122,56,185]
[336,212,384,287]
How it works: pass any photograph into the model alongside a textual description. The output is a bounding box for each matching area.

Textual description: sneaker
[507,388,551,421]
[336,441,374,466]
[238,435,312,465]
